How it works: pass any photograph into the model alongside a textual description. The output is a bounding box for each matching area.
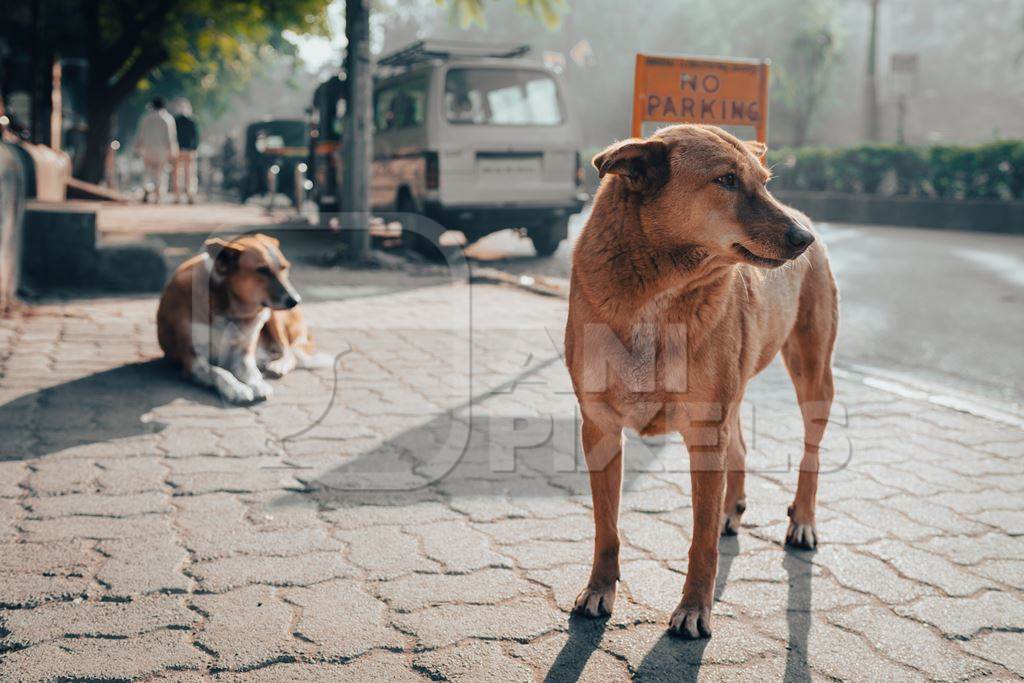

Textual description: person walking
[134,97,178,203]
[171,98,200,204]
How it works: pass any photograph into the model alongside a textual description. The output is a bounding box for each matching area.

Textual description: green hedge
[767,141,1024,201]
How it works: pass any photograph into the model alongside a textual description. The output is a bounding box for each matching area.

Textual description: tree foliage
[77,0,326,109]
[134,0,328,115]
[439,0,569,30]
[2,0,332,180]
[773,1,841,147]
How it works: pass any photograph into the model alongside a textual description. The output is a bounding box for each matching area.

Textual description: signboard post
[631,54,771,145]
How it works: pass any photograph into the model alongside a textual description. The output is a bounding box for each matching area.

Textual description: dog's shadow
[0,359,220,461]
[544,535,740,681]
[783,546,815,682]
[542,613,614,683]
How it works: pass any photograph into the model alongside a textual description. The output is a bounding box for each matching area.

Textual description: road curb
[468,267,569,298]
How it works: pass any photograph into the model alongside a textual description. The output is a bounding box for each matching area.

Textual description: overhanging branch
[99,0,178,80]
[108,45,170,103]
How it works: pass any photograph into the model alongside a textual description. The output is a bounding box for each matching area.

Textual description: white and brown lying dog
[157,233,327,403]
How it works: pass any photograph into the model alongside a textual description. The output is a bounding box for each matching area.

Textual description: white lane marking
[955,248,1024,288]
[835,363,1024,430]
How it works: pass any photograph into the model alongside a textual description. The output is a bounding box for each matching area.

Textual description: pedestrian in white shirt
[134,97,178,203]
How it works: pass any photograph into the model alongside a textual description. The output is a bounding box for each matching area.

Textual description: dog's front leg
[671,424,728,639]
[185,355,256,404]
[574,417,624,618]
[233,352,273,401]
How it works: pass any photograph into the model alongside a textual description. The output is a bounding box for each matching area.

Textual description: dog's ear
[204,238,244,271]
[743,140,767,159]
[592,138,670,194]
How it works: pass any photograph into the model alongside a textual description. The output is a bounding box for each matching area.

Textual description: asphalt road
[465,211,1024,408]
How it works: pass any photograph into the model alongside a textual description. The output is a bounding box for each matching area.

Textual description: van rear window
[444,68,563,126]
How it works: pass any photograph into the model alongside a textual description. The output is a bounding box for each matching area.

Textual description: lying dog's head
[593,124,814,268]
[204,234,302,310]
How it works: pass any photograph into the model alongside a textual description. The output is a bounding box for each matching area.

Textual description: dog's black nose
[785,225,815,251]
[284,294,301,309]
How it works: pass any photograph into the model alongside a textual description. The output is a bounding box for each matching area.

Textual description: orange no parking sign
[631,54,771,144]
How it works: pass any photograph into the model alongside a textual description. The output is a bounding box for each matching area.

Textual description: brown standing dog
[565,124,838,638]
[157,233,326,404]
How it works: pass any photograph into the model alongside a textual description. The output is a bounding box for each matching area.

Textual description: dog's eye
[714,173,738,190]
[257,266,273,277]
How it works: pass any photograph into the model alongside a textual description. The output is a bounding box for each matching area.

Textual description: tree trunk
[30,56,55,146]
[79,94,115,184]
[864,0,881,141]
[29,0,50,145]
[792,115,809,148]
[78,43,168,183]
[792,94,818,148]
[341,0,373,260]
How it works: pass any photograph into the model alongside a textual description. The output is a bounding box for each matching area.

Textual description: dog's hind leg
[574,418,624,618]
[721,411,747,536]
[258,315,296,378]
[780,292,837,549]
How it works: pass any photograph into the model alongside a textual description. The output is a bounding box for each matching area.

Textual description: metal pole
[266,164,279,214]
[294,162,308,216]
[341,0,372,259]
[106,140,120,189]
[50,58,62,151]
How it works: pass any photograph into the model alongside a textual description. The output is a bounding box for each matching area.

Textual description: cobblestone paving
[1,280,1023,681]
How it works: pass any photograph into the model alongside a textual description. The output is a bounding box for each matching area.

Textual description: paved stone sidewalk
[1,278,1023,681]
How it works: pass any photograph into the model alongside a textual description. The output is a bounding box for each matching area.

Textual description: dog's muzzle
[784,224,815,257]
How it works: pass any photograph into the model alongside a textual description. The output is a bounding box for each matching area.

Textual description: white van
[365,40,586,256]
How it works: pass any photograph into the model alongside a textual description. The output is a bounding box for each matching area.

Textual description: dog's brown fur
[157,233,320,403]
[565,124,838,638]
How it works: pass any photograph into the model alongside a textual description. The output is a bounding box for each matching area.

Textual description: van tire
[529,219,567,257]
[398,196,444,261]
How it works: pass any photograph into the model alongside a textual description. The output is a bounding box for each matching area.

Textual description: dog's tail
[292,330,337,369]
[294,348,335,369]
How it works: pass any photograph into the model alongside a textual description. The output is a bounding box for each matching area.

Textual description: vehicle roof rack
[378,40,531,68]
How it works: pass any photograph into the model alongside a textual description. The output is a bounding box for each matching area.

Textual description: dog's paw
[785,521,818,549]
[785,504,818,549]
[720,498,746,536]
[248,378,274,401]
[669,601,713,639]
[573,583,616,618]
[261,360,285,379]
[220,382,255,404]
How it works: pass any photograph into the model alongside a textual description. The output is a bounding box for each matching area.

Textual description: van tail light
[575,151,584,187]
[424,151,439,190]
